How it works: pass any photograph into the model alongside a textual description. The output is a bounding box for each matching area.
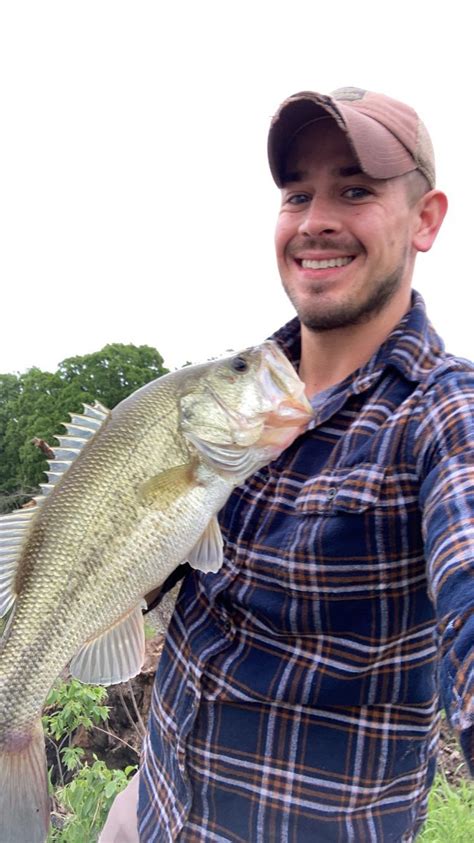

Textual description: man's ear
[412,189,448,253]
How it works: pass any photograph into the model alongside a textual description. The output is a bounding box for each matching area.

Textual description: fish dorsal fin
[69,600,146,685]
[187,515,224,573]
[0,508,37,617]
[35,402,110,502]
[0,403,110,619]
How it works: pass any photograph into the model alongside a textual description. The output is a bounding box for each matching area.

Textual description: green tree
[0,344,168,512]
[2,368,85,500]
[57,343,167,409]
[0,374,22,508]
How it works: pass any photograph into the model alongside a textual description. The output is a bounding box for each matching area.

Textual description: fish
[0,340,313,843]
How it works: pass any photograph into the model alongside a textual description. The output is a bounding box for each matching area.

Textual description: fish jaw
[255,341,313,452]
[259,342,312,416]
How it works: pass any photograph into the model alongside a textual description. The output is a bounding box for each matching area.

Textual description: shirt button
[327,487,337,500]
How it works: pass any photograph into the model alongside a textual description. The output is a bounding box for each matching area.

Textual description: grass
[418,773,474,842]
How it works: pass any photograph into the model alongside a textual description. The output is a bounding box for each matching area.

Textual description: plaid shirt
[138,292,474,842]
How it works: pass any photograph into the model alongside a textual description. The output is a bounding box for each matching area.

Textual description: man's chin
[292,275,404,332]
[300,308,366,332]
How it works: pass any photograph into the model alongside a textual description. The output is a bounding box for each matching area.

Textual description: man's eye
[286,193,310,206]
[343,187,371,200]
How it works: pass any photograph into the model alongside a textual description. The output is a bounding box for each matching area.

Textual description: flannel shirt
[138,292,474,843]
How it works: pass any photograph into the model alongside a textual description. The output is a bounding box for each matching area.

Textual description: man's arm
[418,368,474,772]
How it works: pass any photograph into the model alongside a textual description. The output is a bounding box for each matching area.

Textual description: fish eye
[230,356,249,373]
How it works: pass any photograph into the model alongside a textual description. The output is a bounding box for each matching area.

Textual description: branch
[91,724,140,756]
[31,437,56,459]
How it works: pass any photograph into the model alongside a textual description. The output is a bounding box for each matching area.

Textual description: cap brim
[268,93,416,186]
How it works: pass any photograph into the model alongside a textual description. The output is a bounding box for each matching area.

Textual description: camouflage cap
[268,87,435,188]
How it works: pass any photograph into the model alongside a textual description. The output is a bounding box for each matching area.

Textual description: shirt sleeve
[417,368,474,775]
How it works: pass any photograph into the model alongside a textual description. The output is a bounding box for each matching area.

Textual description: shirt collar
[270,291,445,395]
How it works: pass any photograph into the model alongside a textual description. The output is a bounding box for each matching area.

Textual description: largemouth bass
[0,341,312,843]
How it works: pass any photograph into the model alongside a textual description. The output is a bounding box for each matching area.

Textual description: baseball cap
[268,86,435,188]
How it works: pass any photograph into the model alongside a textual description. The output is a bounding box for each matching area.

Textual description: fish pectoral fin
[138,463,197,507]
[69,601,146,686]
[186,516,223,573]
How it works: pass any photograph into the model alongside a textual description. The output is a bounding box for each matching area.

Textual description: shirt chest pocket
[292,463,421,584]
[295,463,389,515]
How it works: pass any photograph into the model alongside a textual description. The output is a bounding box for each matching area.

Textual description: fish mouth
[264,400,313,429]
[256,342,313,448]
[260,342,313,422]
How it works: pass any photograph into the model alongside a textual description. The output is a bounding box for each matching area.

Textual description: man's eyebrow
[338,165,363,177]
[280,170,304,185]
[280,164,365,185]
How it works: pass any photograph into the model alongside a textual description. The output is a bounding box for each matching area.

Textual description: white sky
[0,1,472,376]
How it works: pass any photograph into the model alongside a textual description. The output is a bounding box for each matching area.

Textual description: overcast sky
[0,1,471,377]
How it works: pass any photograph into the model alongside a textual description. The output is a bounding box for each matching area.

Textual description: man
[102,88,473,842]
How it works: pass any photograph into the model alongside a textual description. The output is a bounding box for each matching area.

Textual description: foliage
[49,758,136,843]
[57,343,167,409]
[418,774,474,842]
[44,678,136,842]
[0,343,168,512]
[0,373,24,508]
[43,678,109,745]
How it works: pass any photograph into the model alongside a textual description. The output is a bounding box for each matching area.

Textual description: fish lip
[259,342,313,425]
[261,400,313,438]
[271,398,313,425]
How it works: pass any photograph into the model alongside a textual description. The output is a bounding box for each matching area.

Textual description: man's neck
[298,291,412,397]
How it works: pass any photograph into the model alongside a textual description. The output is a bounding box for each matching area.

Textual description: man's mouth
[300,256,354,270]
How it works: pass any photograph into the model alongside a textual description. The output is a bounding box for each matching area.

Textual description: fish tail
[0,719,50,843]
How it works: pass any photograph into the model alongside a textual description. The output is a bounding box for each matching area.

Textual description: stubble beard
[284,265,405,333]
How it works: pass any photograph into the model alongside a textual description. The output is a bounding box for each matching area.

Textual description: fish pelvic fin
[70,601,146,685]
[0,719,50,843]
[187,515,224,573]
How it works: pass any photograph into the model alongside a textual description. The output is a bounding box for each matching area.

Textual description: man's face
[275,120,421,332]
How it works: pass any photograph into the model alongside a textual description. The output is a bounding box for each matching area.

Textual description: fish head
[179,342,313,480]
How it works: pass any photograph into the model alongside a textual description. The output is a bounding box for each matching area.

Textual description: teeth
[301,257,353,269]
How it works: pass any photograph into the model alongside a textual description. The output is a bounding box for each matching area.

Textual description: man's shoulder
[423,353,474,389]
[413,354,474,460]
[385,291,473,390]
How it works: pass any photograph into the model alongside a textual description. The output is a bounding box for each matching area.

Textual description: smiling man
[271,91,447,399]
[102,88,474,843]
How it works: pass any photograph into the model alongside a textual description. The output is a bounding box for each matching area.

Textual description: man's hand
[98,771,140,843]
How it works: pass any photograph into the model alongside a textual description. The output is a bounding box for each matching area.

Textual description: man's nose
[297,197,342,237]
